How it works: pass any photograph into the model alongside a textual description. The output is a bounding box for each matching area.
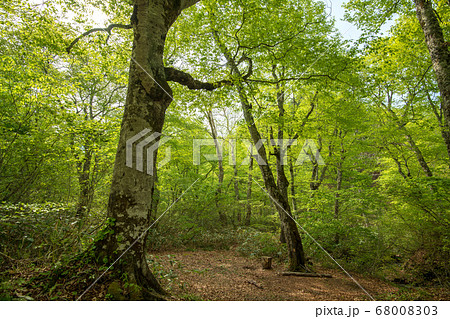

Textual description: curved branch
[247,74,339,84]
[238,21,317,51]
[66,24,132,53]
[164,67,231,91]
[289,91,318,144]
[237,55,253,79]
[179,0,201,11]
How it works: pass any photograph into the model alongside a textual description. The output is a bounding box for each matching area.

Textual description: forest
[0,0,449,301]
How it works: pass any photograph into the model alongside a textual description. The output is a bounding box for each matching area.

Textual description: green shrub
[147,225,245,251]
[236,229,287,261]
[0,202,102,267]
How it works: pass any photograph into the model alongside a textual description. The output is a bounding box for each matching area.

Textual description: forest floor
[151,250,449,301]
[2,249,448,300]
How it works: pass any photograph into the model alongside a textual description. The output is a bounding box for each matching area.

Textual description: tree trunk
[76,146,94,217]
[272,68,294,246]
[288,147,297,214]
[245,151,253,226]
[279,227,287,244]
[406,133,433,177]
[212,32,306,270]
[233,157,240,223]
[150,170,160,224]
[414,0,450,140]
[94,0,196,299]
[205,110,226,223]
[333,135,345,220]
[333,163,342,221]
[386,107,433,177]
[231,139,240,201]
[333,136,345,244]
[427,91,450,164]
[439,122,450,165]
[238,88,306,270]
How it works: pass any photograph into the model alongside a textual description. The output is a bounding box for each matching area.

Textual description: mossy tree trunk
[94,0,201,299]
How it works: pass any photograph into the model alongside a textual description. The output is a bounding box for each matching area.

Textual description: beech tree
[65,0,341,294]
[203,0,347,270]
[345,0,450,161]
[67,0,236,299]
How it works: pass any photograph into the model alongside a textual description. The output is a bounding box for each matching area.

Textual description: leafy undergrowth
[0,202,103,263]
[0,250,113,301]
[1,203,448,301]
[377,286,450,301]
[0,202,106,301]
[147,227,288,261]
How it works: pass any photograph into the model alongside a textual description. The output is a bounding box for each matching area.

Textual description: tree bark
[333,133,345,220]
[205,110,226,224]
[386,106,433,177]
[232,144,240,222]
[76,146,94,217]
[150,169,160,223]
[245,149,253,226]
[439,122,450,165]
[406,133,433,177]
[271,70,292,245]
[94,0,196,299]
[333,163,342,220]
[427,91,450,164]
[309,136,327,191]
[414,0,450,141]
[288,146,297,214]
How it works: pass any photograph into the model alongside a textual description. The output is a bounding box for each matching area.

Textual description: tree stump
[261,256,272,269]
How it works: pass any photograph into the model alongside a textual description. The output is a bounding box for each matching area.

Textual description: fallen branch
[246,280,263,289]
[280,272,332,278]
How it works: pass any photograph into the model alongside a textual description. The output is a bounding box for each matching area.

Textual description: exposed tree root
[28,247,167,301]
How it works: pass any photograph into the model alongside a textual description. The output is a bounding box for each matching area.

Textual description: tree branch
[66,24,132,53]
[247,74,340,84]
[179,0,201,11]
[288,91,318,144]
[164,67,231,91]
[238,21,317,51]
[237,55,253,79]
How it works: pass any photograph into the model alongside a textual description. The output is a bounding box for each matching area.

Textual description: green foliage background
[0,0,449,298]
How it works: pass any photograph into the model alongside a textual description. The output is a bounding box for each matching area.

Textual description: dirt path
[151,250,400,301]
